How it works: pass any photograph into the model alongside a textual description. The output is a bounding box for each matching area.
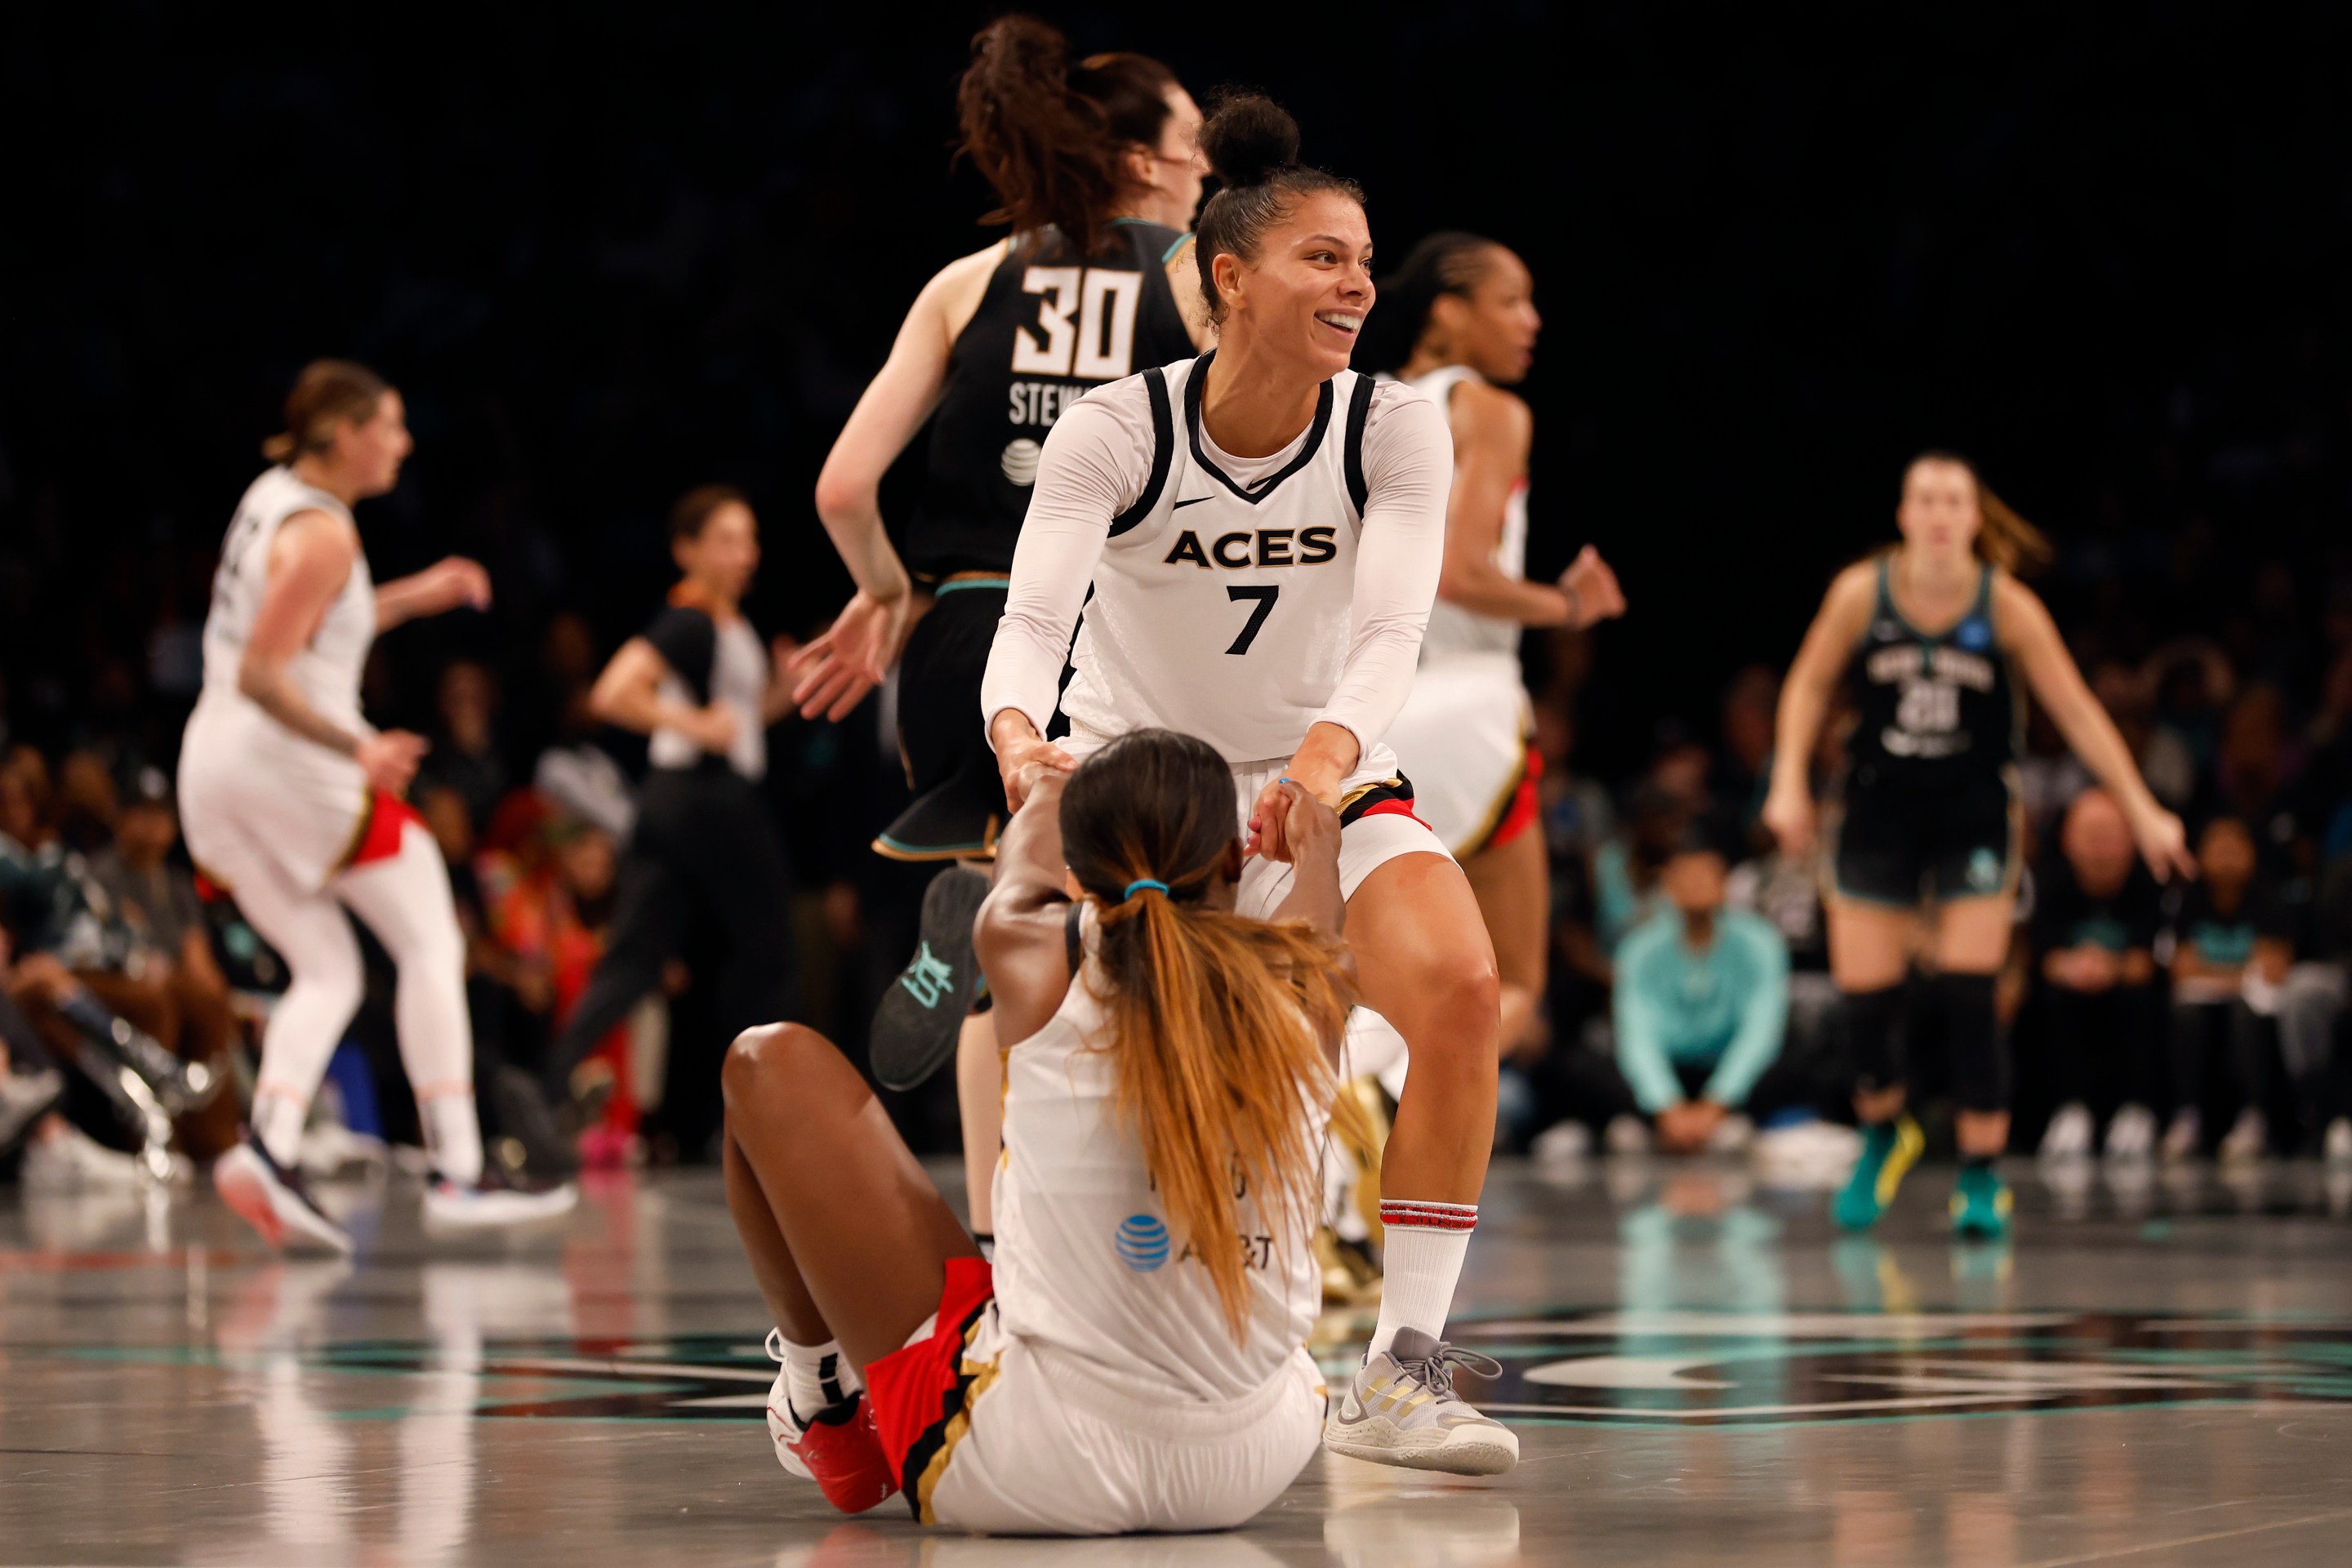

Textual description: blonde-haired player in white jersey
[719,728,1361,1530]
[982,94,1519,1474]
[180,359,575,1253]
[1376,231,1626,1068]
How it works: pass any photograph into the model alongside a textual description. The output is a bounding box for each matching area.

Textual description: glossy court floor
[4,1156,2351,1567]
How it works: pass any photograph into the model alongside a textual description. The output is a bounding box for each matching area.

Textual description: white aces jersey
[198,466,376,732]
[1409,364,1529,664]
[991,905,1326,1404]
[1007,350,1450,766]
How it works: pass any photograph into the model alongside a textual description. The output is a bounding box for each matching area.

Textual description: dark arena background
[4,4,2352,1564]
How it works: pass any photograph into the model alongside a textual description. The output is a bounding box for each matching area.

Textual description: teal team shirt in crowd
[1612,907,1791,1113]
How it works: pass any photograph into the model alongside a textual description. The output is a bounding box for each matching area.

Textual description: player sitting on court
[720,728,1361,1533]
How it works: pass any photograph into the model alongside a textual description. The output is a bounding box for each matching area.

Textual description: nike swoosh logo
[1173,496,1211,509]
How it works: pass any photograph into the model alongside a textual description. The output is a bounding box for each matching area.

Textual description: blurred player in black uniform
[1765,454,2193,1238]
[784,16,1209,1245]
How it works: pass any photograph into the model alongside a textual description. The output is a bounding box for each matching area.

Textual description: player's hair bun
[1200,92,1299,188]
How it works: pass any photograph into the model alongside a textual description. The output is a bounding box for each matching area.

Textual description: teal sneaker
[868,865,991,1091]
[1834,1116,1924,1232]
[1949,1162,2014,1241]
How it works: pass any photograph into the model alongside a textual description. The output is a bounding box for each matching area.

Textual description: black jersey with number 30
[1847,557,2021,784]
[907,220,1193,581]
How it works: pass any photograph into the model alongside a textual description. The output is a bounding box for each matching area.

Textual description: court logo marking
[109,1311,2352,1425]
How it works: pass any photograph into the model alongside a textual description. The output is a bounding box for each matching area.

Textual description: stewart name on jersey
[907,220,1192,581]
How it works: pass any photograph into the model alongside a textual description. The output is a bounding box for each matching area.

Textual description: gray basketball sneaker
[1324,1328,1519,1475]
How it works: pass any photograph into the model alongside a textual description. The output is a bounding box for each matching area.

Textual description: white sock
[252,1091,311,1169]
[778,1334,861,1419]
[1371,1200,1477,1356]
[418,1092,485,1187]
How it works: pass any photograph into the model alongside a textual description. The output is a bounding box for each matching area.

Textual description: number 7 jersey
[1006,350,1451,767]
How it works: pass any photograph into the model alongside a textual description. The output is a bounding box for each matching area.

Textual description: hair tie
[1122,879,1169,902]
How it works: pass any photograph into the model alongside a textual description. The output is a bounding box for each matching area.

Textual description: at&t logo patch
[1115,1214,1169,1272]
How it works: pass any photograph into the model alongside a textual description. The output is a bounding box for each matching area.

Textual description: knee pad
[1841,984,1907,1095]
[1939,971,2010,1112]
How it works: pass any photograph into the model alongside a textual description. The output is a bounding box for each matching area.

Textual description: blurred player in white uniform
[1374,232,1626,1070]
[982,96,1517,1474]
[720,728,1374,1530]
[180,359,575,1252]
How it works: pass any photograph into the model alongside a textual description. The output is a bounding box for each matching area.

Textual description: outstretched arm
[373,557,490,632]
[1431,382,1624,629]
[1762,563,1874,858]
[792,243,1004,721]
[1998,577,2195,881]
[1264,782,1346,940]
[973,768,1077,1048]
[587,639,737,755]
[981,395,1145,808]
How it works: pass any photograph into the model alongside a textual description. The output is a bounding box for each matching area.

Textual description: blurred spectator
[474,793,631,1166]
[1552,833,1802,1156]
[2149,642,2234,781]
[2163,816,2290,1160]
[2104,659,2195,810]
[2212,684,2295,846]
[525,612,606,756]
[422,661,510,833]
[1724,830,1836,1071]
[86,766,240,1157]
[55,751,120,857]
[2293,645,2352,859]
[2309,858,2352,1161]
[1711,666,1780,854]
[0,757,225,1174]
[2032,789,2165,1161]
[0,927,70,1170]
[1593,782,1688,957]
[1533,692,1615,865]
[1533,689,1614,1048]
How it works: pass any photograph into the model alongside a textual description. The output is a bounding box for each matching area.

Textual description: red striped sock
[1380,1199,1479,1232]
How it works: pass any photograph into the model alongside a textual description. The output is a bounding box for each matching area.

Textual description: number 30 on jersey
[1012,266,1142,381]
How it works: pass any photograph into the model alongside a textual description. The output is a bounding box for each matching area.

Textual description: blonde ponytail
[1094,889,1350,1340]
[1058,728,1354,1342]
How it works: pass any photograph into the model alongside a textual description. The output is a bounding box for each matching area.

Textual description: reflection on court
[3,1159,2350,1566]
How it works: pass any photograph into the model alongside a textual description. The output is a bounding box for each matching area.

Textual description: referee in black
[509,484,798,1170]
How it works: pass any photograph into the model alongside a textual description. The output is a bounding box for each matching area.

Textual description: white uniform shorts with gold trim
[1382,653,1535,859]
[926,1305,1326,1535]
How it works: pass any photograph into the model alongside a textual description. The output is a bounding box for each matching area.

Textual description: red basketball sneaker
[764,1331,898,1514]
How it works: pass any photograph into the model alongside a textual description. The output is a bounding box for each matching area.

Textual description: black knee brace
[1842,983,1908,1096]
[1940,971,2011,1112]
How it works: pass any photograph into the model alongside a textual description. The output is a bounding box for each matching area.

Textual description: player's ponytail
[1193,91,1365,327]
[956,16,1181,256]
[264,359,390,464]
[1061,730,1352,1342]
[1911,450,2055,574]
